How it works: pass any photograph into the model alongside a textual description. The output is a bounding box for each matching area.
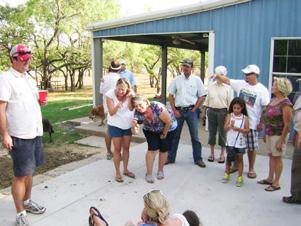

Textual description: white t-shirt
[230,80,270,130]
[171,213,190,226]
[226,113,246,148]
[105,89,134,129]
[168,74,207,107]
[99,72,120,113]
[0,68,43,139]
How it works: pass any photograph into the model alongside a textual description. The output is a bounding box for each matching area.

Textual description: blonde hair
[143,190,170,224]
[274,77,292,97]
[131,94,150,107]
[116,77,131,89]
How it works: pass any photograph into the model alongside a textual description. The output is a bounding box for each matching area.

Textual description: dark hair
[183,210,201,226]
[228,97,248,116]
[109,60,121,72]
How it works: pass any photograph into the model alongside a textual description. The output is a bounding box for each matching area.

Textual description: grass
[41,87,93,144]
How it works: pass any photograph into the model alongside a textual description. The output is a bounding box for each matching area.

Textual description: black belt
[208,107,227,111]
[175,105,195,111]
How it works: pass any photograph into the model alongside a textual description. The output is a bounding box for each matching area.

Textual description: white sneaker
[16,213,30,226]
[24,200,46,214]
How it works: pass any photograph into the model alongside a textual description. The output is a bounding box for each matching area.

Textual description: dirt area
[0,144,100,189]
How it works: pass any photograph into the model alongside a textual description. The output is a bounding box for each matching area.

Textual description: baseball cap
[181,58,193,68]
[215,66,227,75]
[10,44,32,62]
[242,64,260,75]
[120,59,126,65]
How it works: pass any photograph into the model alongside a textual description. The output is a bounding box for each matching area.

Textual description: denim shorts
[226,146,245,163]
[143,129,176,153]
[108,125,132,137]
[10,136,44,177]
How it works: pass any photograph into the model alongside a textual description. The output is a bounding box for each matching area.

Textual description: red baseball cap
[10,44,32,62]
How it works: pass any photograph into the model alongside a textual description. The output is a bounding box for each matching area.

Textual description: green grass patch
[41,97,93,144]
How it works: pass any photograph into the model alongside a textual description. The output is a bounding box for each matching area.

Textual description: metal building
[88,0,301,105]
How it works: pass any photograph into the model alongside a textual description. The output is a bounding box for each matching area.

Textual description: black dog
[42,119,54,142]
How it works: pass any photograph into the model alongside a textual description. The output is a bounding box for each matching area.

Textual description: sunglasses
[245,73,254,76]
[18,51,31,55]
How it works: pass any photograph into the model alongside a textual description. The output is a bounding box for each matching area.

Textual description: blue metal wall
[93,0,301,87]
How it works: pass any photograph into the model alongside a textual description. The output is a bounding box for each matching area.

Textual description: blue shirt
[120,69,136,86]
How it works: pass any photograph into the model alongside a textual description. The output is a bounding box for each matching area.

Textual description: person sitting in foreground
[183,210,202,226]
[88,206,108,226]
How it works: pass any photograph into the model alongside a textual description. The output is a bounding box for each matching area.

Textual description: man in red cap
[0,44,46,226]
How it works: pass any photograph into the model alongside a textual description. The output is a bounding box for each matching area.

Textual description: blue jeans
[168,110,203,163]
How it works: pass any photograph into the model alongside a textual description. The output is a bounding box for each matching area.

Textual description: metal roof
[87,0,251,31]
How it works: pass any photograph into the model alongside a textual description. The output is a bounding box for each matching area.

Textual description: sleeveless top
[134,101,177,133]
[105,89,134,129]
[263,98,292,136]
[226,113,246,148]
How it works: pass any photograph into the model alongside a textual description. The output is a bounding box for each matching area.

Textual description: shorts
[245,129,259,151]
[226,146,246,163]
[143,129,176,153]
[266,135,287,157]
[108,125,132,137]
[10,136,44,177]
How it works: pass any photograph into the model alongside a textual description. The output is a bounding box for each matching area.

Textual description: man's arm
[192,96,204,112]
[0,101,13,150]
[215,74,230,85]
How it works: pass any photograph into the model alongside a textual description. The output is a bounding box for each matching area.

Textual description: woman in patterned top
[258,77,293,192]
[131,94,177,183]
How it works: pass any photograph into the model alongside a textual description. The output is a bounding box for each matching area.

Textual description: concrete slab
[0,143,300,226]
[75,136,140,148]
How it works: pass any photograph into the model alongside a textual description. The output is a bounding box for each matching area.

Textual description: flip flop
[257,179,272,185]
[89,206,109,226]
[207,156,214,162]
[247,171,257,179]
[123,171,136,179]
[145,174,154,183]
[265,185,281,192]
[217,157,225,164]
[115,176,124,183]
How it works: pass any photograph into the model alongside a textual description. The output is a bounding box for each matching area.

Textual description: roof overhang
[87,0,252,32]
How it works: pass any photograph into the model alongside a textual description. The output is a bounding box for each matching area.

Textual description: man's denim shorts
[108,125,132,137]
[10,136,44,177]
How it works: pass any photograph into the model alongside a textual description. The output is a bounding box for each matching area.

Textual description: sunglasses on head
[18,51,31,55]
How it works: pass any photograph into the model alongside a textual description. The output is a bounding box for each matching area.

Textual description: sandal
[282,196,301,204]
[207,156,214,162]
[115,176,124,183]
[123,171,136,179]
[265,185,281,192]
[145,174,154,183]
[217,157,225,164]
[257,179,272,185]
[247,171,257,179]
[157,171,164,180]
[89,206,109,226]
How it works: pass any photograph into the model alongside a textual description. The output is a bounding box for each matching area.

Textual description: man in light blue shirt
[167,58,207,168]
[119,59,137,93]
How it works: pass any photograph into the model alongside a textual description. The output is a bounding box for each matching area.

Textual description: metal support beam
[200,51,206,82]
[161,45,168,104]
[92,38,103,106]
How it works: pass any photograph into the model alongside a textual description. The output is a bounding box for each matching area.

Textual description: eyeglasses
[18,51,31,55]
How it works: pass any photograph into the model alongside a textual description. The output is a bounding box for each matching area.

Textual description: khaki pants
[291,144,301,199]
